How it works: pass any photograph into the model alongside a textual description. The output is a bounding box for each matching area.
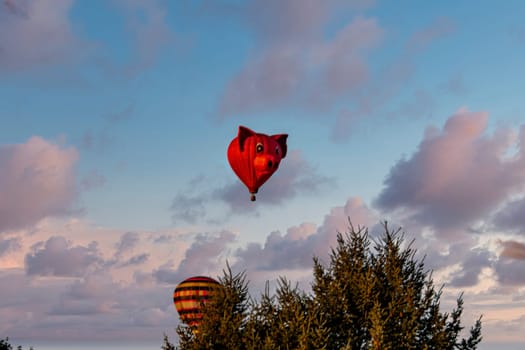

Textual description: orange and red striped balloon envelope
[173,276,221,328]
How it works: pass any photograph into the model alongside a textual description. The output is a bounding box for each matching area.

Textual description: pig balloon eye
[256,143,264,153]
[275,147,280,155]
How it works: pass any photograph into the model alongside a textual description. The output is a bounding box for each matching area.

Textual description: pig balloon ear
[272,134,288,158]
[238,126,256,152]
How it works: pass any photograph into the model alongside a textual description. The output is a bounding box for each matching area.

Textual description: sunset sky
[1,0,525,349]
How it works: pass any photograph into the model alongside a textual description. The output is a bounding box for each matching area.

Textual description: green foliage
[176,263,250,350]
[161,333,175,350]
[0,338,33,350]
[0,338,12,350]
[242,278,328,350]
[174,222,483,349]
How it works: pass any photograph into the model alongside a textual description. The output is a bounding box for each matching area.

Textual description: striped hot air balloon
[173,276,220,328]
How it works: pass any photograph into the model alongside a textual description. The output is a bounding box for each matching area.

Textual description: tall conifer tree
[173,222,482,350]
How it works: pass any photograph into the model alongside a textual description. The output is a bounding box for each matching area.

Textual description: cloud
[0,0,175,79]
[235,227,316,272]
[154,231,236,284]
[175,230,235,275]
[374,109,525,232]
[493,196,525,232]
[332,62,413,141]
[218,47,306,116]
[25,236,102,277]
[332,109,362,141]
[0,220,214,340]
[171,193,206,224]
[439,74,468,96]
[80,130,114,154]
[241,0,372,45]
[114,232,139,257]
[0,220,191,340]
[118,253,149,267]
[494,257,525,287]
[218,6,455,143]
[0,237,22,257]
[234,197,377,272]
[308,17,383,103]
[2,0,29,18]
[331,17,456,142]
[80,170,106,191]
[1,196,520,343]
[217,2,383,117]
[170,150,333,222]
[217,150,334,212]
[1,267,175,340]
[80,103,135,155]
[104,103,134,124]
[392,88,435,120]
[500,240,525,260]
[405,17,456,54]
[49,273,120,316]
[0,137,79,233]
[0,0,90,72]
[102,232,152,269]
[99,0,175,78]
[0,269,72,338]
[194,0,374,50]
[448,248,492,287]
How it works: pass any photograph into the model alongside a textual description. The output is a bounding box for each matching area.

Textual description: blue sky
[2,0,525,348]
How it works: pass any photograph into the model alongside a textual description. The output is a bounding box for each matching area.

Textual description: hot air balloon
[227,126,288,201]
[173,276,220,328]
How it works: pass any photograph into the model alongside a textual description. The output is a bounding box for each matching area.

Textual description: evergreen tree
[0,338,12,350]
[243,277,328,350]
[0,338,33,350]
[162,333,175,350]
[176,263,250,350]
[174,222,482,349]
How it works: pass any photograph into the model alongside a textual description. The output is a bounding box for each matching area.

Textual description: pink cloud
[240,0,375,45]
[4,197,524,342]
[375,109,525,231]
[218,47,306,116]
[25,236,102,277]
[154,231,236,284]
[500,240,525,260]
[330,17,456,142]
[243,0,330,45]
[1,0,173,78]
[493,196,525,232]
[495,258,525,286]
[0,0,88,71]
[3,0,29,18]
[309,17,383,105]
[0,237,22,256]
[217,3,383,118]
[113,232,139,256]
[0,137,79,232]
[234,197,377,271]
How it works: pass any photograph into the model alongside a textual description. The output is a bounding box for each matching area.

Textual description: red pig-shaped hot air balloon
[227,126,288,201]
